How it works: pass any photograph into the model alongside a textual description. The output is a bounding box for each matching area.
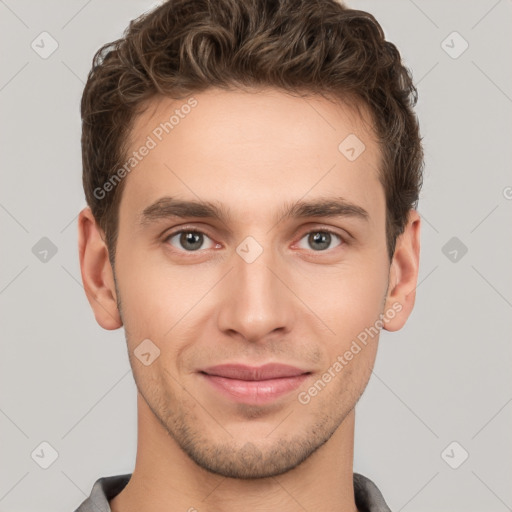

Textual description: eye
[165,230,217,252]
[296,229,343,251]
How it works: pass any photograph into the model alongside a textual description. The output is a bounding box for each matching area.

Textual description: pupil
[181,232,202,250]
[310,232,330,251]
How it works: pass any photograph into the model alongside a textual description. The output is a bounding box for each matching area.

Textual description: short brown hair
[81,0,423,264]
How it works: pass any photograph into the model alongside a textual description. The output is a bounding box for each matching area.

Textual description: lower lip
[200,373,310,405]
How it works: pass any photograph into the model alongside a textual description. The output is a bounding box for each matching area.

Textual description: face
[100,88,395,478]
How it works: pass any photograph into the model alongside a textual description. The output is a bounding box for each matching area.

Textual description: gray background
[1,0,511,510]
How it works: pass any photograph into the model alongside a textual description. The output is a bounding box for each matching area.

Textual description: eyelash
[163,226,346,255]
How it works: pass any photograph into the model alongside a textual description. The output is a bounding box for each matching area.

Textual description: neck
[110,392,358,512]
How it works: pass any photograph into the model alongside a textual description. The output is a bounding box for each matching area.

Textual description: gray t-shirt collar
[74,472,392,512]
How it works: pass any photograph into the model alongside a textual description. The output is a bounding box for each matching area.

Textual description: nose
[216,243,295,343]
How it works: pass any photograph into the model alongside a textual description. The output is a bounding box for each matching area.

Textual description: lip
[199,363,311,405]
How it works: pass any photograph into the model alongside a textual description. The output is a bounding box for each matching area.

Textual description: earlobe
[383,209,421,332]
[78,207,123,330]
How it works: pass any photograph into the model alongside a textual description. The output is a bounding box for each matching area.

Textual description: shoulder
[353,472,392,512]
[73,474,132,512]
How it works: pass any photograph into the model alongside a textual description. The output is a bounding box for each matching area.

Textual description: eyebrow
[139,195,369,227]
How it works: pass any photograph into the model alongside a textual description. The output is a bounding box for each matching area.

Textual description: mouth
[198,363,311,405]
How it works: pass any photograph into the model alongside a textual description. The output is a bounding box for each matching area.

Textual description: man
[75,0,423,510]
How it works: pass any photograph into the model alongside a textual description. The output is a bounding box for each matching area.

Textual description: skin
[78,87,420,512]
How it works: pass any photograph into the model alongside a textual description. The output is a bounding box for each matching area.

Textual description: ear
[78,207,122,330]
[383,209,421,332]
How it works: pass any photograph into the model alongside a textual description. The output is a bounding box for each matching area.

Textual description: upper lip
[200,363,310,381]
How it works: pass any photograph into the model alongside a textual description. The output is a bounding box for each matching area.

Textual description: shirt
[74,472,392,512]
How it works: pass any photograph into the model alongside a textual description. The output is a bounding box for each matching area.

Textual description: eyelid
[292,226,346,249]
[162,223,350,252]
[163,225,220,251]
[294,221,349,240]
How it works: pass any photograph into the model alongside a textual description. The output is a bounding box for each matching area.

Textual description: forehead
[130,87,377,156]
[119,87,383,227]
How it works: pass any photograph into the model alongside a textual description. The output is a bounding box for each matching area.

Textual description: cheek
[114,251,217,344]
[292,257,389,346]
